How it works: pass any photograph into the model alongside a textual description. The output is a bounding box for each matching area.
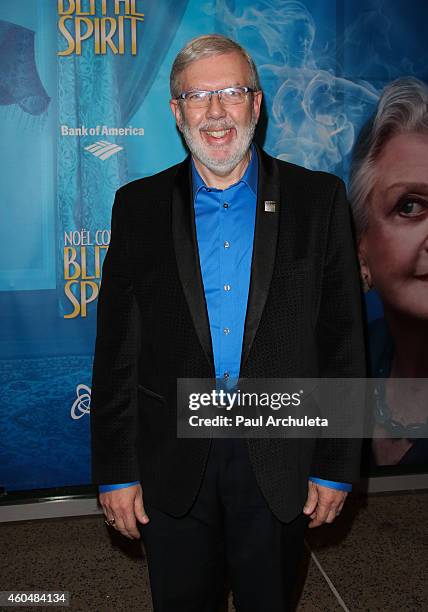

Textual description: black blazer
[91,146,367,522]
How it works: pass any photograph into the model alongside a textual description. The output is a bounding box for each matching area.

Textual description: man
[91,34,366,611]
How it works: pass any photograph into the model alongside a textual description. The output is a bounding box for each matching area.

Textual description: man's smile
[205,128,231,138]
[201,127,235,145]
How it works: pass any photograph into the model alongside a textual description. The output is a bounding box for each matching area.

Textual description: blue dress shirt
[99,146,351,495]
[192,145,258,382]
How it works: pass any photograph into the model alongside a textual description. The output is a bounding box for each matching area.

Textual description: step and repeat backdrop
[1,0,427,491]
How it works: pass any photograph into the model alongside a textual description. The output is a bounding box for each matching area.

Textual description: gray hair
[349,77,428,238]
[170,34,261,98]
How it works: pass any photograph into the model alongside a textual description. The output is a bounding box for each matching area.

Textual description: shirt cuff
[98,481,139,493]
[309,477,352,492]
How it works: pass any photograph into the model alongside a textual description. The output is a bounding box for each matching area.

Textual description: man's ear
[358,240,373,292]
[252,90,263,124]
[170,99,183,132]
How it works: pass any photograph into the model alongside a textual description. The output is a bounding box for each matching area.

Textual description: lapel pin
[264,200,277,213]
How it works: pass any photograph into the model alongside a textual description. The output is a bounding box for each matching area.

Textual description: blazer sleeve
[90,189,141,485]
[310,178,367,484]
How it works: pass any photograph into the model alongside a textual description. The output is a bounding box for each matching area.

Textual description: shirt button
[224,371,230,379]
[223,327,231,335]
[223,202,229,209]
[224,284,231,291]
[224,241,230,249]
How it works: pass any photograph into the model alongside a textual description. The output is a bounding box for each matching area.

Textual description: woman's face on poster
[359,132,428,320]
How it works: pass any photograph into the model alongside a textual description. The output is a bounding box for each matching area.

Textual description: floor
[0,490,426,611]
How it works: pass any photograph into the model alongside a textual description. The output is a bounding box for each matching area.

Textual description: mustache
[198,120,236,131]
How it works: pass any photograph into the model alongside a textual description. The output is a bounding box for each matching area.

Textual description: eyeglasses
[175,86,256,108]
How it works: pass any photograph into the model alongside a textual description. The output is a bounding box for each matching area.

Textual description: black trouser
[141,438,308,612]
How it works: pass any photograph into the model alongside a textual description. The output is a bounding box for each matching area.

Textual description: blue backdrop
[1,0,427,491]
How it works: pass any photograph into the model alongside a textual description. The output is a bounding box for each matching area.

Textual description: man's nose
[206,93,227,119]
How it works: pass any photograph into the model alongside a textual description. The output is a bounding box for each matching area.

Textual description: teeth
[205,129,231,138]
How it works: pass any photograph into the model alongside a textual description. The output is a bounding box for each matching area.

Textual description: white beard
[180,113,257,177]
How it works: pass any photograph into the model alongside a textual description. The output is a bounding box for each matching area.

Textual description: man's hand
[303,481,348,528]
[100,484,149,539]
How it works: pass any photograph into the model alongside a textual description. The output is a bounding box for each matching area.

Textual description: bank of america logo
[84,140,123,160]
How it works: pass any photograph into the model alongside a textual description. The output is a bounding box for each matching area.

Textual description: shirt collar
[191,143,258,201]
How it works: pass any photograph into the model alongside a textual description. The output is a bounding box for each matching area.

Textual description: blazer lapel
[240,146,281,371]
[171,157,215,374]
